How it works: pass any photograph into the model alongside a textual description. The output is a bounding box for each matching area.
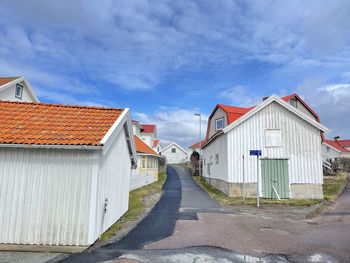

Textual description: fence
[129,170,157,190]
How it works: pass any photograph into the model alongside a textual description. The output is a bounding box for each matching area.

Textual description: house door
[261,159,290,199]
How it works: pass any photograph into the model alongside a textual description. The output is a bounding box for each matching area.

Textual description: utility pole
[194,113,202,177]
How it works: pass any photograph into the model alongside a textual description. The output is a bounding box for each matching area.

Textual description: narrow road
[60,165,227,263]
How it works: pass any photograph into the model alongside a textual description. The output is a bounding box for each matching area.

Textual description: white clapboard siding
[226,101,323,184]
[0,147,94,246]
[94,128,131,238]
[129,170,157,191]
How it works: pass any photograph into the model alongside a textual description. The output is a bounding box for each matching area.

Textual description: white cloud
[297,80,350,139]
[218,85,261,107]
[134,107,208,148]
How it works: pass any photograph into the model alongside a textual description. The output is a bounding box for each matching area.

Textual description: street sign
[250,149,262,207]
[250,150,262,156]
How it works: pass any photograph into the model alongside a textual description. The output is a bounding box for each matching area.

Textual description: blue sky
[1,0,350,147]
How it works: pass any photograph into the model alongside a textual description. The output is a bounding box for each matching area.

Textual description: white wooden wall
[94,127,131,239]
[203,101,323,185]
[162,146,187,164]
[0,81,36,102]
[227,102,323,184]
[0,148,94,246]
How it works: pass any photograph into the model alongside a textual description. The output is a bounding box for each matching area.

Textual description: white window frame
[15,83,23,99]
[215,117,224,131]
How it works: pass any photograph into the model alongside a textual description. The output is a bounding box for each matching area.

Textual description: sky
[1,0,350,148]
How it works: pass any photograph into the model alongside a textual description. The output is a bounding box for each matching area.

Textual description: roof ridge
[0,76,20,79]
[0,100,124,111]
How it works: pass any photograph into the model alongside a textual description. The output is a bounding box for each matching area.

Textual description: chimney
[334,136,340,141]
[262,96,269,101]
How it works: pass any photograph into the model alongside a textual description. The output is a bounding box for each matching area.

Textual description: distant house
[0,101,136,248]
[0,76,39,102]
[188,140,206,156]
[202,94,328,200]
[130,135,160,190]
[161,143,188,164]
[322,139,350,162]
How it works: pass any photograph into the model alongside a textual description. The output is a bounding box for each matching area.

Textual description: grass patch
[193,173,349,206]
[100,172,167,241]
[323,173,349,201]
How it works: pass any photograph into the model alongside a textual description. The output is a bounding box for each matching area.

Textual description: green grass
[323,173,349,201]
[193,173,349,206]
[100,172,167,241]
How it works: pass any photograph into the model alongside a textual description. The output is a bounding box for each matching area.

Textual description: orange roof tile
[0,77,19,86]
[0,101,124,146]
[134,136,158,155]
[189,140,206,149]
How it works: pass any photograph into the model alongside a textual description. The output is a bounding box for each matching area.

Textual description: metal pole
[256,156,260,207]
[199,114,202,177]
[242,155,245,202]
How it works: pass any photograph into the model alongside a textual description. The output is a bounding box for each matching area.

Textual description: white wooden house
[322,139,350,162]
[0,101,136,249]
[202,94,328,199]
[130,136,160,190]
[188,140,205,156]
[160,143,188,164]
[0,76,39,102]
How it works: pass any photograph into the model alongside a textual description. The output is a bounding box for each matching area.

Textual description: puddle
[106,246,292,263]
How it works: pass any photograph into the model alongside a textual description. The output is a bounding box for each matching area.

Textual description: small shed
[160,143,188,164]
[0,101,136,249]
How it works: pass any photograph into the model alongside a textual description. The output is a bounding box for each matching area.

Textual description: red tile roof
[0,77,19,86]
[336,140,350,148]
[134,136,158,155]
[0,101,124,146]
[141,124,156,133]
[324,139,350,152]
[189,140,206,149]
[153,139,160,147]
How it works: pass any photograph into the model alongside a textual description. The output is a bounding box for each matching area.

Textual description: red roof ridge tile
[0,100,124,111]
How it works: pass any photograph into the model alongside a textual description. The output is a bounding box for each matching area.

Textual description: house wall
[203,101,323,199]
[140,133,153,148]
[208,108,227,138]
[0,147,94,246]
[0,81,36,102]
[294,99,317,121]
[94,126,131,240]
[162,146,187,164]
[322,143,340,162]
[202,135,229,182]
[132,123,141,136]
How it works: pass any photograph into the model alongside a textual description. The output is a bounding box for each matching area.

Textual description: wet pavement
[58,167,350,263]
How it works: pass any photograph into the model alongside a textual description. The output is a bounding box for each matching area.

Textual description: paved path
[60,165,227,263]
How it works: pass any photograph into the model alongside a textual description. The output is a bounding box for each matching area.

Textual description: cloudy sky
[1,0,350,147]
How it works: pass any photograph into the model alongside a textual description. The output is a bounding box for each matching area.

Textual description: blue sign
[250,150,262,156]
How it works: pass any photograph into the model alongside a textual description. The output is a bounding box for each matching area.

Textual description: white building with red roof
[0,76,39,102]
[0,101,136,249]
[322,138,350,161]
[202,94,328,200]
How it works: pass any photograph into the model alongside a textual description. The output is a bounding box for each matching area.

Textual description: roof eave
[0,143,103,150]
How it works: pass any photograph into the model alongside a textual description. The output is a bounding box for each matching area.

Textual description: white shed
[0,101,137,249]
[0,76,39,102]
[160,143,188,164]
[202,95,328,199]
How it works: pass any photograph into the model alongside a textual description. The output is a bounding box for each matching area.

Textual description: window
[266,129,282,147]
[171,147,176,153]
[215,117,224,131]
[147,157,151,168]
[290,98,297,108]
[142,158,146,169]
[215,153,219,164]
[15,84,23,99]
[327,146,330,153]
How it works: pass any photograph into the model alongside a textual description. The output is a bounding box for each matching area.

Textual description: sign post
[250,150,262,207]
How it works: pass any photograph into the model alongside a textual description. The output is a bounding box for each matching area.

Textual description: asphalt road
[60,165,230,263]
